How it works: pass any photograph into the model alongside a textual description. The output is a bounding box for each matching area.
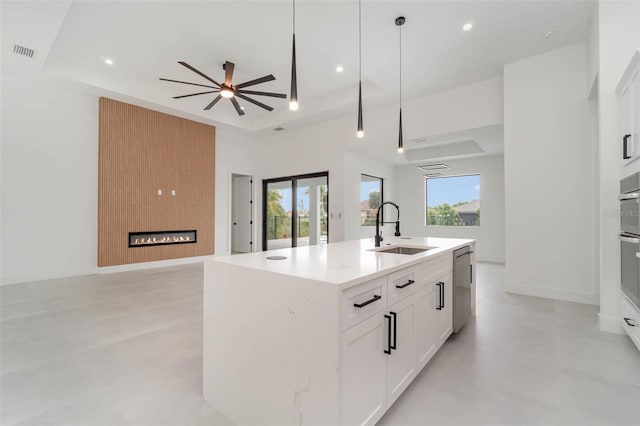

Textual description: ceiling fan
[160,61,286,116]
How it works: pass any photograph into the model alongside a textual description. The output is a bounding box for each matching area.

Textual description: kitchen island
[203,237,475,425]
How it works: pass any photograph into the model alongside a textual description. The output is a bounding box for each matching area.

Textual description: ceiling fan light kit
[160,60,286,116]
[396,16,406,154]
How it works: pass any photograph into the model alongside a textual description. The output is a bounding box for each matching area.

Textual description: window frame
[360,173,384,227]
[425,173,481,228]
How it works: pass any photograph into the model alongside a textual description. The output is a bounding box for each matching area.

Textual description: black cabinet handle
[354,294,381,308]
[384,314,392,354]
[436,282,443,310]
[470,265,473,284]
[390,312,397,350]
[396,279,415,289]
[623,134,632,160]
[440,282,445,308]
[624,317,636,327]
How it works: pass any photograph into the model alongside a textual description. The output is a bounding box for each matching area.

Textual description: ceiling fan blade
[159,78,217,89]
[236,93,274,112]
[178,61,221,87]
[204,95,223,110]
[173,90,219,99]
[235,74,275,89]
[230,97,245,116]
[224,61,235,87]
[237,89,287,99]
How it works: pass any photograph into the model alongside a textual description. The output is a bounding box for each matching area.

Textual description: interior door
[232,175,253,253]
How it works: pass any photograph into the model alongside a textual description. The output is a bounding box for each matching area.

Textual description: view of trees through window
[426,175,480,227]
[361,174,383,226]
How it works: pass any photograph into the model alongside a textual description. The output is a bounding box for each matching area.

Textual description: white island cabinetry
[203,237,474,425]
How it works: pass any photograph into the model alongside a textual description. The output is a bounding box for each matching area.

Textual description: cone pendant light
[396,16,405,153]
[356,0,364,138]
[289,0,298,111]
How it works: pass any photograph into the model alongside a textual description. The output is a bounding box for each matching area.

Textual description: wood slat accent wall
[98,98,215,266]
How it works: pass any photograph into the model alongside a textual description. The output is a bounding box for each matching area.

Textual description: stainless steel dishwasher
[453,246,472,333]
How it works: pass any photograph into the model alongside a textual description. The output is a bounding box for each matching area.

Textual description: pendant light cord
[359,0,362,82]
[399,23,402,109]
[293,0,296,34]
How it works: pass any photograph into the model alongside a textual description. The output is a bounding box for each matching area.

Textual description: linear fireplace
[129,230,197,248]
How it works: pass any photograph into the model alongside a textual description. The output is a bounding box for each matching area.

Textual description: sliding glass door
[263,172,328,251]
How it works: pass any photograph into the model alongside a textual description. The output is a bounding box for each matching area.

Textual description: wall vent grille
[418,163,450,171]
[13,44,35,58]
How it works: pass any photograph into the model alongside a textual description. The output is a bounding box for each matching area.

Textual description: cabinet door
[437,277,453,344]
[414,285,438,371]
[386,295,416,406]
[341,313,387,426]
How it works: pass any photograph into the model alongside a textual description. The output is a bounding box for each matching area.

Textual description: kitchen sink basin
[369,245,434,255]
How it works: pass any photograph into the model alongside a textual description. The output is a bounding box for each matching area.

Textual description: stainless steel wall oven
[619,173,640,307]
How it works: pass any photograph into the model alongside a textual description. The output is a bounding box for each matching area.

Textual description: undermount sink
[369,245,434,255]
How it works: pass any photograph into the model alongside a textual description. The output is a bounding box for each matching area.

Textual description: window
[361,174,383,226]
[426,175,480,227]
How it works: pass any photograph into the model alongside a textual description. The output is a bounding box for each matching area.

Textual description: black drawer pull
[354,294,381,308]
[396,279,415,289]
[623,134,632,160]
[384,314,392,354]
[390,311,397,350]
[624,317,636,327]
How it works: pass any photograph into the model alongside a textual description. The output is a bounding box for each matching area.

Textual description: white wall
[504,42,597,304]
[394,155,505,263]
[214,127,260,256]
[1,74,98,285]
[596,0,640,332]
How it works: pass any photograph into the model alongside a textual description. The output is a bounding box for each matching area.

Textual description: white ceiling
[2,0,594,139]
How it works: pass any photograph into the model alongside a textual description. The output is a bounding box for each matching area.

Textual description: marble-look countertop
[212,236,474,288]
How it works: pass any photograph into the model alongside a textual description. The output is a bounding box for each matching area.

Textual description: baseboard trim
[98,255,214,274]
[598,313,625,335]
[504,281,598,305]
[476,256,505,264]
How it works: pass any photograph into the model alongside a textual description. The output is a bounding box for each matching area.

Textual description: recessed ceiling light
[462,22,473,32]
[543,30,556,38]
[104,58,114,66]
[336,65,344,73]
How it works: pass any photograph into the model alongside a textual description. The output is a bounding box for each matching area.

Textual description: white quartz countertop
[211,237,474,288]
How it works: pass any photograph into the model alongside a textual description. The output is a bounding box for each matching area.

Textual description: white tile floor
[1,263,639,425]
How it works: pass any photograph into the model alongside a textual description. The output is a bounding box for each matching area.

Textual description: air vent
[273,127,285,131]
[423,173,446,178]
[411,137,429,144]
[13,44,35,58]
[418,163,450,171]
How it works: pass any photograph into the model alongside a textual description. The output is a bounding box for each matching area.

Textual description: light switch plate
[157,189,162,195]
[171,190,176,196]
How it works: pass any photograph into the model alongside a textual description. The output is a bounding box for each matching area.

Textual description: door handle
[624,317,636,327]
[390,311,397,350]
[384,314,392,354]
[623,134,632,160]
[619,235,640,244]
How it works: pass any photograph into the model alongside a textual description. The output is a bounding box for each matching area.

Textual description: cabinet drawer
[622,295,640,350]
[416,254,453,285]
[342,277,387,331]
[388,267,419,306]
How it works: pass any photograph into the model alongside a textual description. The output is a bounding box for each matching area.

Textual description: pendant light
[356,0,364,138]
[396,16,405,153]
[289,0,299,111]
